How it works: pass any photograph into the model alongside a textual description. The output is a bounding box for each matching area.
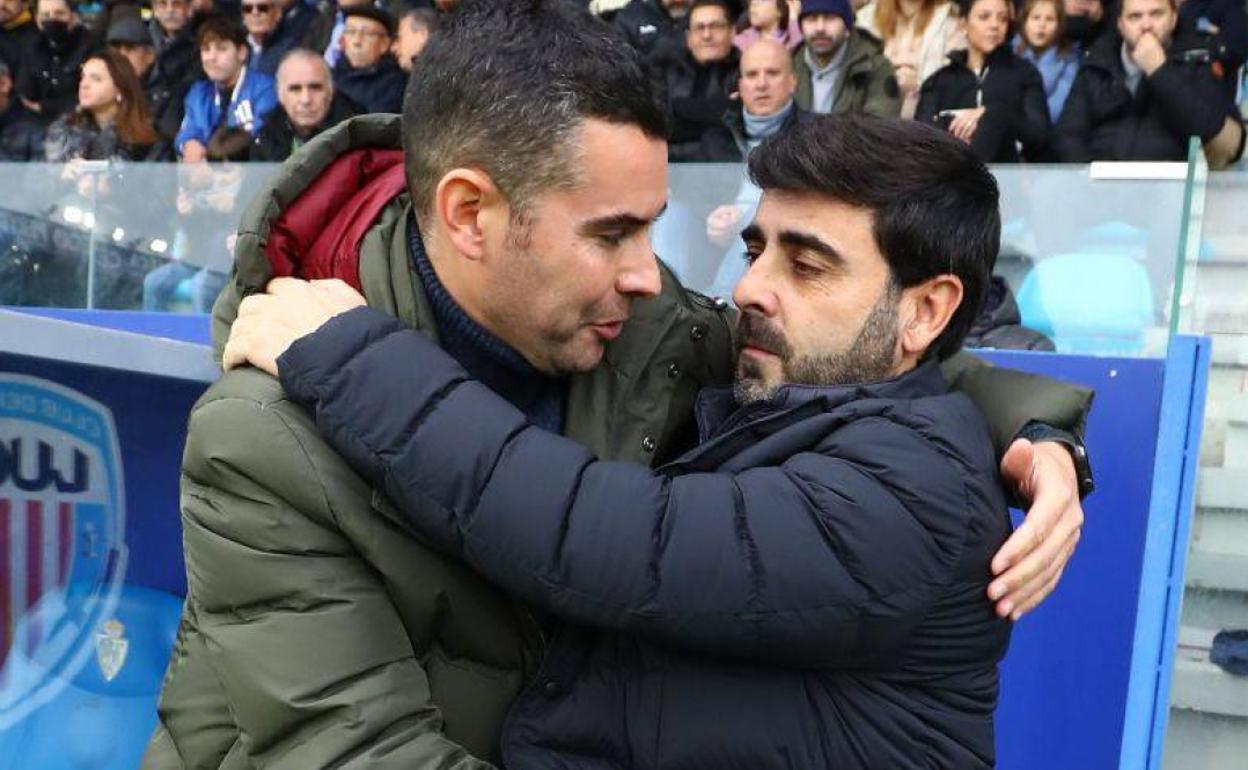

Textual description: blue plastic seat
[1016,252,1156,356]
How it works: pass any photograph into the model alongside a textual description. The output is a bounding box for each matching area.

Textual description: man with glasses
[332,4,404,113]
[653,0,741,160]
[242,0,310,75]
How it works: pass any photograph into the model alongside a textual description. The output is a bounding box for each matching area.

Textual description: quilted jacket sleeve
[175,371,493,770]
[279,309,985,669]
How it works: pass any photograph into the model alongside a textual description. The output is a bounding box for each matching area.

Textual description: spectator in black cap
[108,16,192,141]
[251,47,358,160]
[0,0,40,83]
[332,4,404,113]
[0,58,43,159]
[16,0,91,122]
[792,0,900,116]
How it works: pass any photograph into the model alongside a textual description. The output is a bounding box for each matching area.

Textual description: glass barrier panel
[1165,153,1248,770]
[0,162,280,313]
[662,161,1196,358]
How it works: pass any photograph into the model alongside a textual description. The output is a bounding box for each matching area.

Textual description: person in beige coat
[858,0,965,117]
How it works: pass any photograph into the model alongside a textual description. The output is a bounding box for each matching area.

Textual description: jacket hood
[968,275,1022,337]
[213,114,411,353]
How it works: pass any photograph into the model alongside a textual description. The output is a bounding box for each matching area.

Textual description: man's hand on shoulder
[991,438,1085,621]
[222,278,366,376]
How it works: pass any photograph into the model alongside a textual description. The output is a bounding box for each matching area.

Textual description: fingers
[989,501,1082,618]
[1011,529,1080,620]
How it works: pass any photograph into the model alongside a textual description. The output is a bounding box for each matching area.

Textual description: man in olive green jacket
[793,0,902,118]
[145,4,1090,769]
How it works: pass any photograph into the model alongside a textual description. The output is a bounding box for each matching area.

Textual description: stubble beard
[734,283,901,404]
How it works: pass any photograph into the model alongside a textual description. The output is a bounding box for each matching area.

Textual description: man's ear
[900,274,964,358]
[434,168,506,262]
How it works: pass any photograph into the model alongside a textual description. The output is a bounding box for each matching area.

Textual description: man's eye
[792,260,822,278]
[742,249,761,265]
[597,232,626,247]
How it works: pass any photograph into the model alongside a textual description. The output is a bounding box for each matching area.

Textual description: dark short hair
[196,14,247,49]
[748,114,1000,360]
[689,0,732,22]
[400,7,440,33]
[402,0,668,225]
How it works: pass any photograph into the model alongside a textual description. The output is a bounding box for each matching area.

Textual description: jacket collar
[691,358,948,447]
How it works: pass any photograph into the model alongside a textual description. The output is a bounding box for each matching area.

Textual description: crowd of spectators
[0,0,1242,164]
[0,0,1243,315]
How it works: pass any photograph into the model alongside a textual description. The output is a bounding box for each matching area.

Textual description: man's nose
[732,254,778,318]
[618,243,662,299]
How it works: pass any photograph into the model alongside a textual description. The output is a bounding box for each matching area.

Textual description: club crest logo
[0,375,127,729]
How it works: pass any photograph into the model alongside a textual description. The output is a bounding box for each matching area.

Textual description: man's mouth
[589,320,626,340]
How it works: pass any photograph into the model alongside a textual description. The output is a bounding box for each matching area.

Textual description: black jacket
[965,276,1056,352]
[1054,32,1233,162]
[251,5,317,75]
[694,101,814,162]
[145,20,202,140]
[1178,0,1248,105]
[652,42,741,162]
[613,0,685,56]
[916,46,1051,163]
[16,24,92,123]
[250,93,360,161]
[278,306,1014,770]
[0,15,39,81]
[0,100,44,160]
[332,54,406,114]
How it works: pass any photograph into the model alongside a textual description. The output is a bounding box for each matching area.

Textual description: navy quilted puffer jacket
[279,306,1014,770]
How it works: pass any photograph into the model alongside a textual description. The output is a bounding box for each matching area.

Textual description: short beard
[734,282,901,404]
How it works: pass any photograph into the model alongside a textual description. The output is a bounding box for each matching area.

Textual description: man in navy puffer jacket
[228,114,1017,769]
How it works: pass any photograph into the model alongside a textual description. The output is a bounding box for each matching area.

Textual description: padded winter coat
[275,307,1014,769]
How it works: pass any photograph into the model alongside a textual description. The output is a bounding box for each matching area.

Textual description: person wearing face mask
[16,0,91,122]
[0,0,39,82]
[1063,0,1108,47]
[1055,0,1244,166]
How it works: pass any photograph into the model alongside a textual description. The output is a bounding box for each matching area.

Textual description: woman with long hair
[1013,0,1080,122]
[44,49,167,162]
[735,0,804,52]
[856,0,964,118]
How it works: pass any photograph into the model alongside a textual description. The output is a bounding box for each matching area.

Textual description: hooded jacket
[1054,31,1235,162]
[271,306,1014,770]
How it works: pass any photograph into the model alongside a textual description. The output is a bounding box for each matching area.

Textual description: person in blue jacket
[224,114,1030,769]
[1015,0,1082,122]
[174,14,277,161]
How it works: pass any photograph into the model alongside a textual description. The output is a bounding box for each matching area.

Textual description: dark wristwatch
[1016,421,1095,499]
